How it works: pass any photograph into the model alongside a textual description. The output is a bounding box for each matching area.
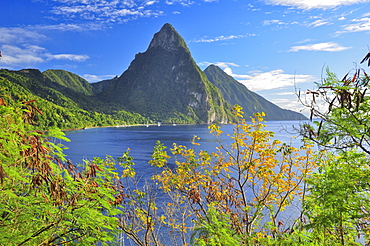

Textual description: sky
[1,0,370,117]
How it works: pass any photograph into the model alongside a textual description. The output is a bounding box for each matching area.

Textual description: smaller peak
[204,64,223,72]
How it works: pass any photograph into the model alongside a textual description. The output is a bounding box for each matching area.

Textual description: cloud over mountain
[264,0,370,9]
[223,67,315,91]
[289,42,350,52]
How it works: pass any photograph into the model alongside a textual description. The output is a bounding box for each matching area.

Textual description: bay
[63,120,306,170]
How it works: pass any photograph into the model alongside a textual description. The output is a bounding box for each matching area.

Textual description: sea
[62,120,309,245]
[63,120,307,167]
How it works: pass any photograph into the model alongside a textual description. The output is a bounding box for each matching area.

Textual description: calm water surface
[63,121,306,171]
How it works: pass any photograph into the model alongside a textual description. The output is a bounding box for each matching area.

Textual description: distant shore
[62,123,188,132]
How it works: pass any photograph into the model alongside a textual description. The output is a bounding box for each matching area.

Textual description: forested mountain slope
[204,65,307,120]
[0,69,147,129]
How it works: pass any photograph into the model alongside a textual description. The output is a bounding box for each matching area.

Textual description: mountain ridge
[0,23,307,129]
[204,65,306,120]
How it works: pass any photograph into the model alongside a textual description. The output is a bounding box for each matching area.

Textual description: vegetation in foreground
[1,54,370,245]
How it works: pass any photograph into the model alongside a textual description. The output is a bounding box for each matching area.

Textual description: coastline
[61,119,307,132]
[61,123,189,132]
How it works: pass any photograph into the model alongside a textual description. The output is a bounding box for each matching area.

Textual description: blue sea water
[63,121,306,169]
[61,120,308,245]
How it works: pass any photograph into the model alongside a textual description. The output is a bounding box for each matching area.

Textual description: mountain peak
[148,23,188,52]
[100,23,231,124]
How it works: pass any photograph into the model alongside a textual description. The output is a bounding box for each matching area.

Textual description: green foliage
[0,97,124,245]
[43,69,94,96]
[300,66,370,153]
[304,150,370,245]
[0,69,148,129]
[299,54,370,245]
[191,203,241,246]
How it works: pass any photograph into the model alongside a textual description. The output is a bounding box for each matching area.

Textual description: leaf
[360,52,370,66]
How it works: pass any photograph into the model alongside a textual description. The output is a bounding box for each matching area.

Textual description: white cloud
[289,42,350,52]
[83,74,115,82]
[294,39,315,44]
[191,34,256,43]
[270,97,307,113]
[198,61,239,69]
[51,0,164,23]
[0,44,45,65]
[273,91,296,96]
[35,23,104,31]
[47,54,90,61]
[264,0,370,10]
[0,44,89,66]
[263,16,330,29]
[339,17,370,33]
[306,19,330,27]
[145,0,158,6]
[0,26,91,67]
[224,67,233,75]
[0,27,46,44]
[295,39,315,44]
[166,0,194,6]
[226,68,315,91]
[215,62,239,68]
[263,19,286,26]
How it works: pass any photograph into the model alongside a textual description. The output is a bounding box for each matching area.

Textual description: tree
[299,53,370,154]
[148,105,316,245]
[298,53,370,245]
[0,96,124,245]
[304,150,370,245]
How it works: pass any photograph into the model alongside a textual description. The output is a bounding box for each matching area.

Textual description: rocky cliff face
[99,23,231,124]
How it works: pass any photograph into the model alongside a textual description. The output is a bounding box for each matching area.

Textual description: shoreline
[61,123,192,132]
[61,118,308,132]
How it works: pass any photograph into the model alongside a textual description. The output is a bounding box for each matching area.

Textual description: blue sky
[1,0,370,116]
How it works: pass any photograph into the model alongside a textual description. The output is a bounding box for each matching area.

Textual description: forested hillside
[204,65,307,120]
[0,69,147,129]
[43,69,94,96]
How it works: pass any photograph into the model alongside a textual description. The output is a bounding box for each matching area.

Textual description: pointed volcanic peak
[148,23,189,52]
[204,65,307,120]
[99,23,232,124]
